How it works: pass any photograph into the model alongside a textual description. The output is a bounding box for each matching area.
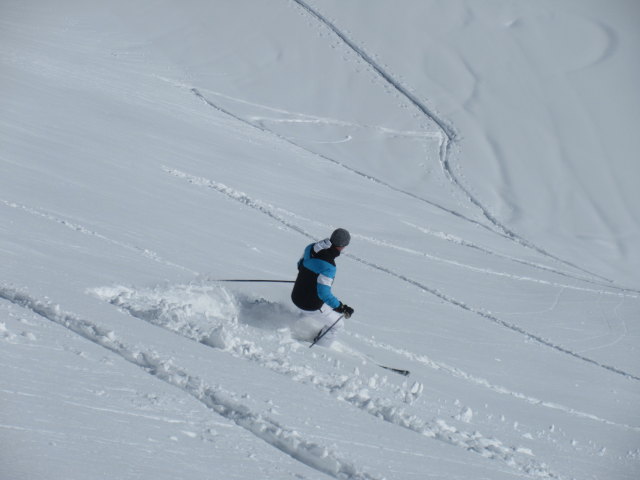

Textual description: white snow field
[1,0,639,479]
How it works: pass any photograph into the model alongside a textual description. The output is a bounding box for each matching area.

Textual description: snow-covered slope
[1,1,638,479]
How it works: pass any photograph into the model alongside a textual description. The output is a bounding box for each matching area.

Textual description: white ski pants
[301,303,344,347]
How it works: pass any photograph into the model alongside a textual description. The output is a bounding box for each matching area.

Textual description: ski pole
[215,279,295,283]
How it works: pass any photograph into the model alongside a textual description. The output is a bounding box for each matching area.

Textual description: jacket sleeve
[315,265,340,308]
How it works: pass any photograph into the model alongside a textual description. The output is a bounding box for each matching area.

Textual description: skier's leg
[314,304,343,347]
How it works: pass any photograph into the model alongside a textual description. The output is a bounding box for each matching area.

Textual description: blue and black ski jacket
[291,239,342,311]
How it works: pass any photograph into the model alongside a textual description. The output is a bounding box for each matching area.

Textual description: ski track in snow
[345,331,640,433]
[184,85,435,141]
[401,222,640,295]
[163,167,640,385]
[349,252,640,383]
[356,232,635,299]
[289,0,615,286]
[88,283,561,478]
[0,285,382,480]
[0,199,198,275]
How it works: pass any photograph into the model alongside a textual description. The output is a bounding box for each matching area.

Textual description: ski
[308,325,410,376]
[377,365,410,376]
[349,346,411,377]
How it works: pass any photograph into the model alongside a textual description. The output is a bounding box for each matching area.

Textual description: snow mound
[91,283,239,346]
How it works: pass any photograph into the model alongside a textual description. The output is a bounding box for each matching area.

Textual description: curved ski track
[163,167,640,385]
[183,0,629,290]
[188,88,497,240]
[289,0,614,286]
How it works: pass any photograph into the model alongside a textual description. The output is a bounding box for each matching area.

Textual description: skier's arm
[316,268,340,308]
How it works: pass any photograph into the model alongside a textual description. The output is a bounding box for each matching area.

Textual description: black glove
[334,303,354,319]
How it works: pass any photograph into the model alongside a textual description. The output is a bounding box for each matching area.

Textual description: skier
[291,228,354,347]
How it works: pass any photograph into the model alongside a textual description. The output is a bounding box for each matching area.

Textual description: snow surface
[1,0,639,479]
